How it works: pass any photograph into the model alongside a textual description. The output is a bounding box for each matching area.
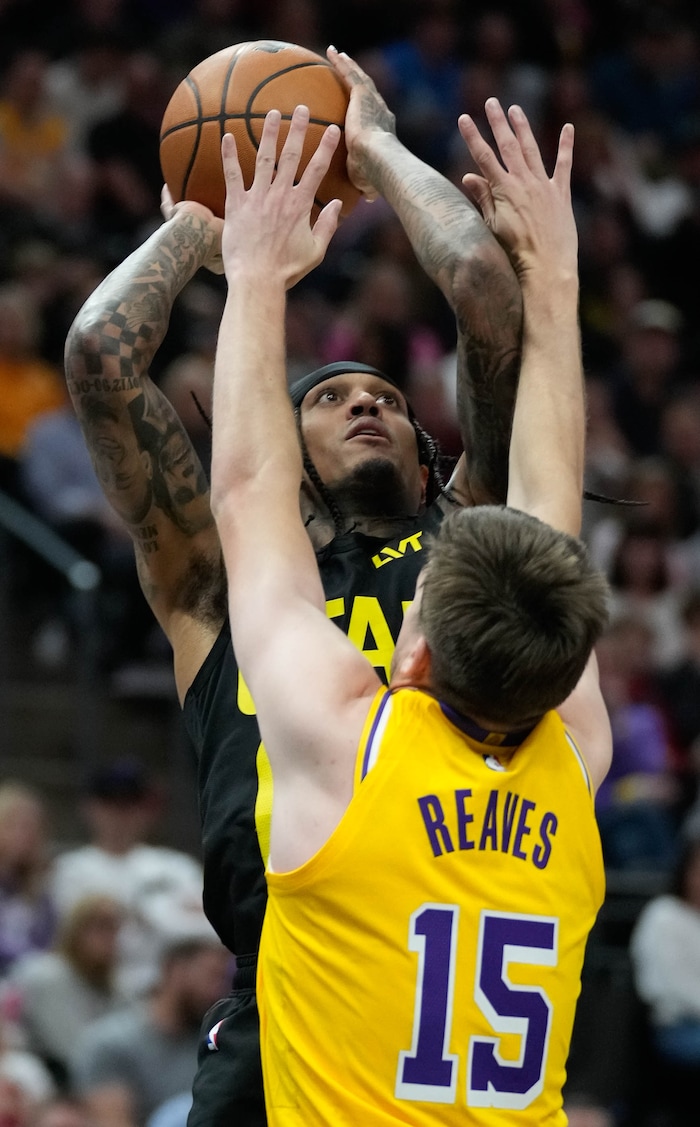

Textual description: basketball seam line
[160,113,346,140]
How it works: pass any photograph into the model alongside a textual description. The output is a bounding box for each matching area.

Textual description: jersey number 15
[396,905,558,1109]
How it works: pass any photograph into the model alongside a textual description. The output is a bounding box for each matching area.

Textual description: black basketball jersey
[182,504,447,957]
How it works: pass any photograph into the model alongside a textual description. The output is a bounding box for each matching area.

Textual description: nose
[349,392,379,417]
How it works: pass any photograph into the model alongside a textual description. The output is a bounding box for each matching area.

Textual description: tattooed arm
[329,47,522,506]
[64,203,226,700]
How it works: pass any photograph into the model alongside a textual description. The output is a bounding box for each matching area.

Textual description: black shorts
[187,955,265,1127]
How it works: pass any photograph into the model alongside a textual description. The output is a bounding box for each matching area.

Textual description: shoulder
[9,950,61,986]
[52,845,99,873]
[0,1049,55,1104]
[129,846,201,878]
[632,894,683,936]
[133,844,199,866]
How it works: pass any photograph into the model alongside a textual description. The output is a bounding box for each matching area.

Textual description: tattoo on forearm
[64,216,217,537]
[454,263,523,503]
[357,94,395,136]
[359,159,494,284]
[66,215,212,377]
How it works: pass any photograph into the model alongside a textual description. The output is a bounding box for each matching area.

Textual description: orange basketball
[159,40,361,221]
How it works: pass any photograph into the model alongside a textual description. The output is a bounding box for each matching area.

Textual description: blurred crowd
[2,0,700,1123]
[0,761,230,1127]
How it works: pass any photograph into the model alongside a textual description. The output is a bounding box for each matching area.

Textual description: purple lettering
[455,789,474,850]
[532,812,557,869]
[478,790,499,851]
[418,795,454,858]
[513,799,536,860]
[501,792,519,852]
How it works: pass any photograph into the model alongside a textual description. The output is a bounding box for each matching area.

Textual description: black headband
[287,363,633,508]
[289,361,415,417]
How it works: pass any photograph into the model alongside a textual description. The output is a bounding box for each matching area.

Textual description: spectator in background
[9,894,125,1087]
[587,456,690,580]
[595,616,680,873]
[606,518,687,670]
[464,9,549,134]
[577,199,640,367]
[581,372,631,535]
[0,50,71,217]
[630,835,700,1073]
[158,355,213,478]
[563,1094,617,1127]
[50,760,204,1000]
[0,1074,35,1127]
[0,1026,56,1127]
[69,936,229,1127]
[260,0,325,56]
[86,51,170,259]
[320,256,446,401]
[0,284,65,496]
[155,0,250,89]
[534,60,593,179]
[360,0,464,171]
[0,784,56,980]
[659,390,700,545]
[33,1097,95,1127]
[145,1091,191,1127]
[19,399,148,674]
[44,30,127,157]
[589,9,699,146]
[32,0,145,64]
[639,118,700,328]
[607,299,686,459]
[656,589,700,811]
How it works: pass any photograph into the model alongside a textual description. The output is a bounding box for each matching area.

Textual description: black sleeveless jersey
[182,504,447,957]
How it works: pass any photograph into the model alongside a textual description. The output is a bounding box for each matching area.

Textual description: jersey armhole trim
[359,689,393,781]
[565,728,594,796]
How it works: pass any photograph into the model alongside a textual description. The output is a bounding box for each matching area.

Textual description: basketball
[159,40,361,221]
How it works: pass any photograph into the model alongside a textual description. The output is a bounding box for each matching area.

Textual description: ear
[394,635,432,689]
[419,463,429,506]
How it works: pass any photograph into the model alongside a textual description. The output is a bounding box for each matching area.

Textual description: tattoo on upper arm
[75,384,212,534]
[355,154,523,503]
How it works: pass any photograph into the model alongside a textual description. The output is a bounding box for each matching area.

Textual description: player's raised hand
[327,46,395,201]
[220,105,342,290]
[159,184,225,274]
[458,100,577,284]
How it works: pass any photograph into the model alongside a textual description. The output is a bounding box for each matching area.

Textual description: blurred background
[1,1,700,1125]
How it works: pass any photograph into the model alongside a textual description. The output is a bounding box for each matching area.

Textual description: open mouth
[346,421,390,442]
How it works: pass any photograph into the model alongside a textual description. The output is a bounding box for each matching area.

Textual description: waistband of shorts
[232,952,257,991]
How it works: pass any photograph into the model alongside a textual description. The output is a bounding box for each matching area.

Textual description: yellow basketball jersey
[259,688,605,1126]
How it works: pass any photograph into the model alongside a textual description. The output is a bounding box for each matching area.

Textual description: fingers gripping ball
[159,40,361,220]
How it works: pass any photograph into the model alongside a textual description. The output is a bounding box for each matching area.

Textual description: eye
[316,388,340,404]
[377,392,398,406]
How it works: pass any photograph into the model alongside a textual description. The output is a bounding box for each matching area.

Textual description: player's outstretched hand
[160,184,225,274]
[458,100,577,284]
[327,45,395,201]
[220,105,342,290]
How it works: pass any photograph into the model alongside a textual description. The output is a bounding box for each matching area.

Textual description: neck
[302,504,425,550]
[301,460,423,546]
